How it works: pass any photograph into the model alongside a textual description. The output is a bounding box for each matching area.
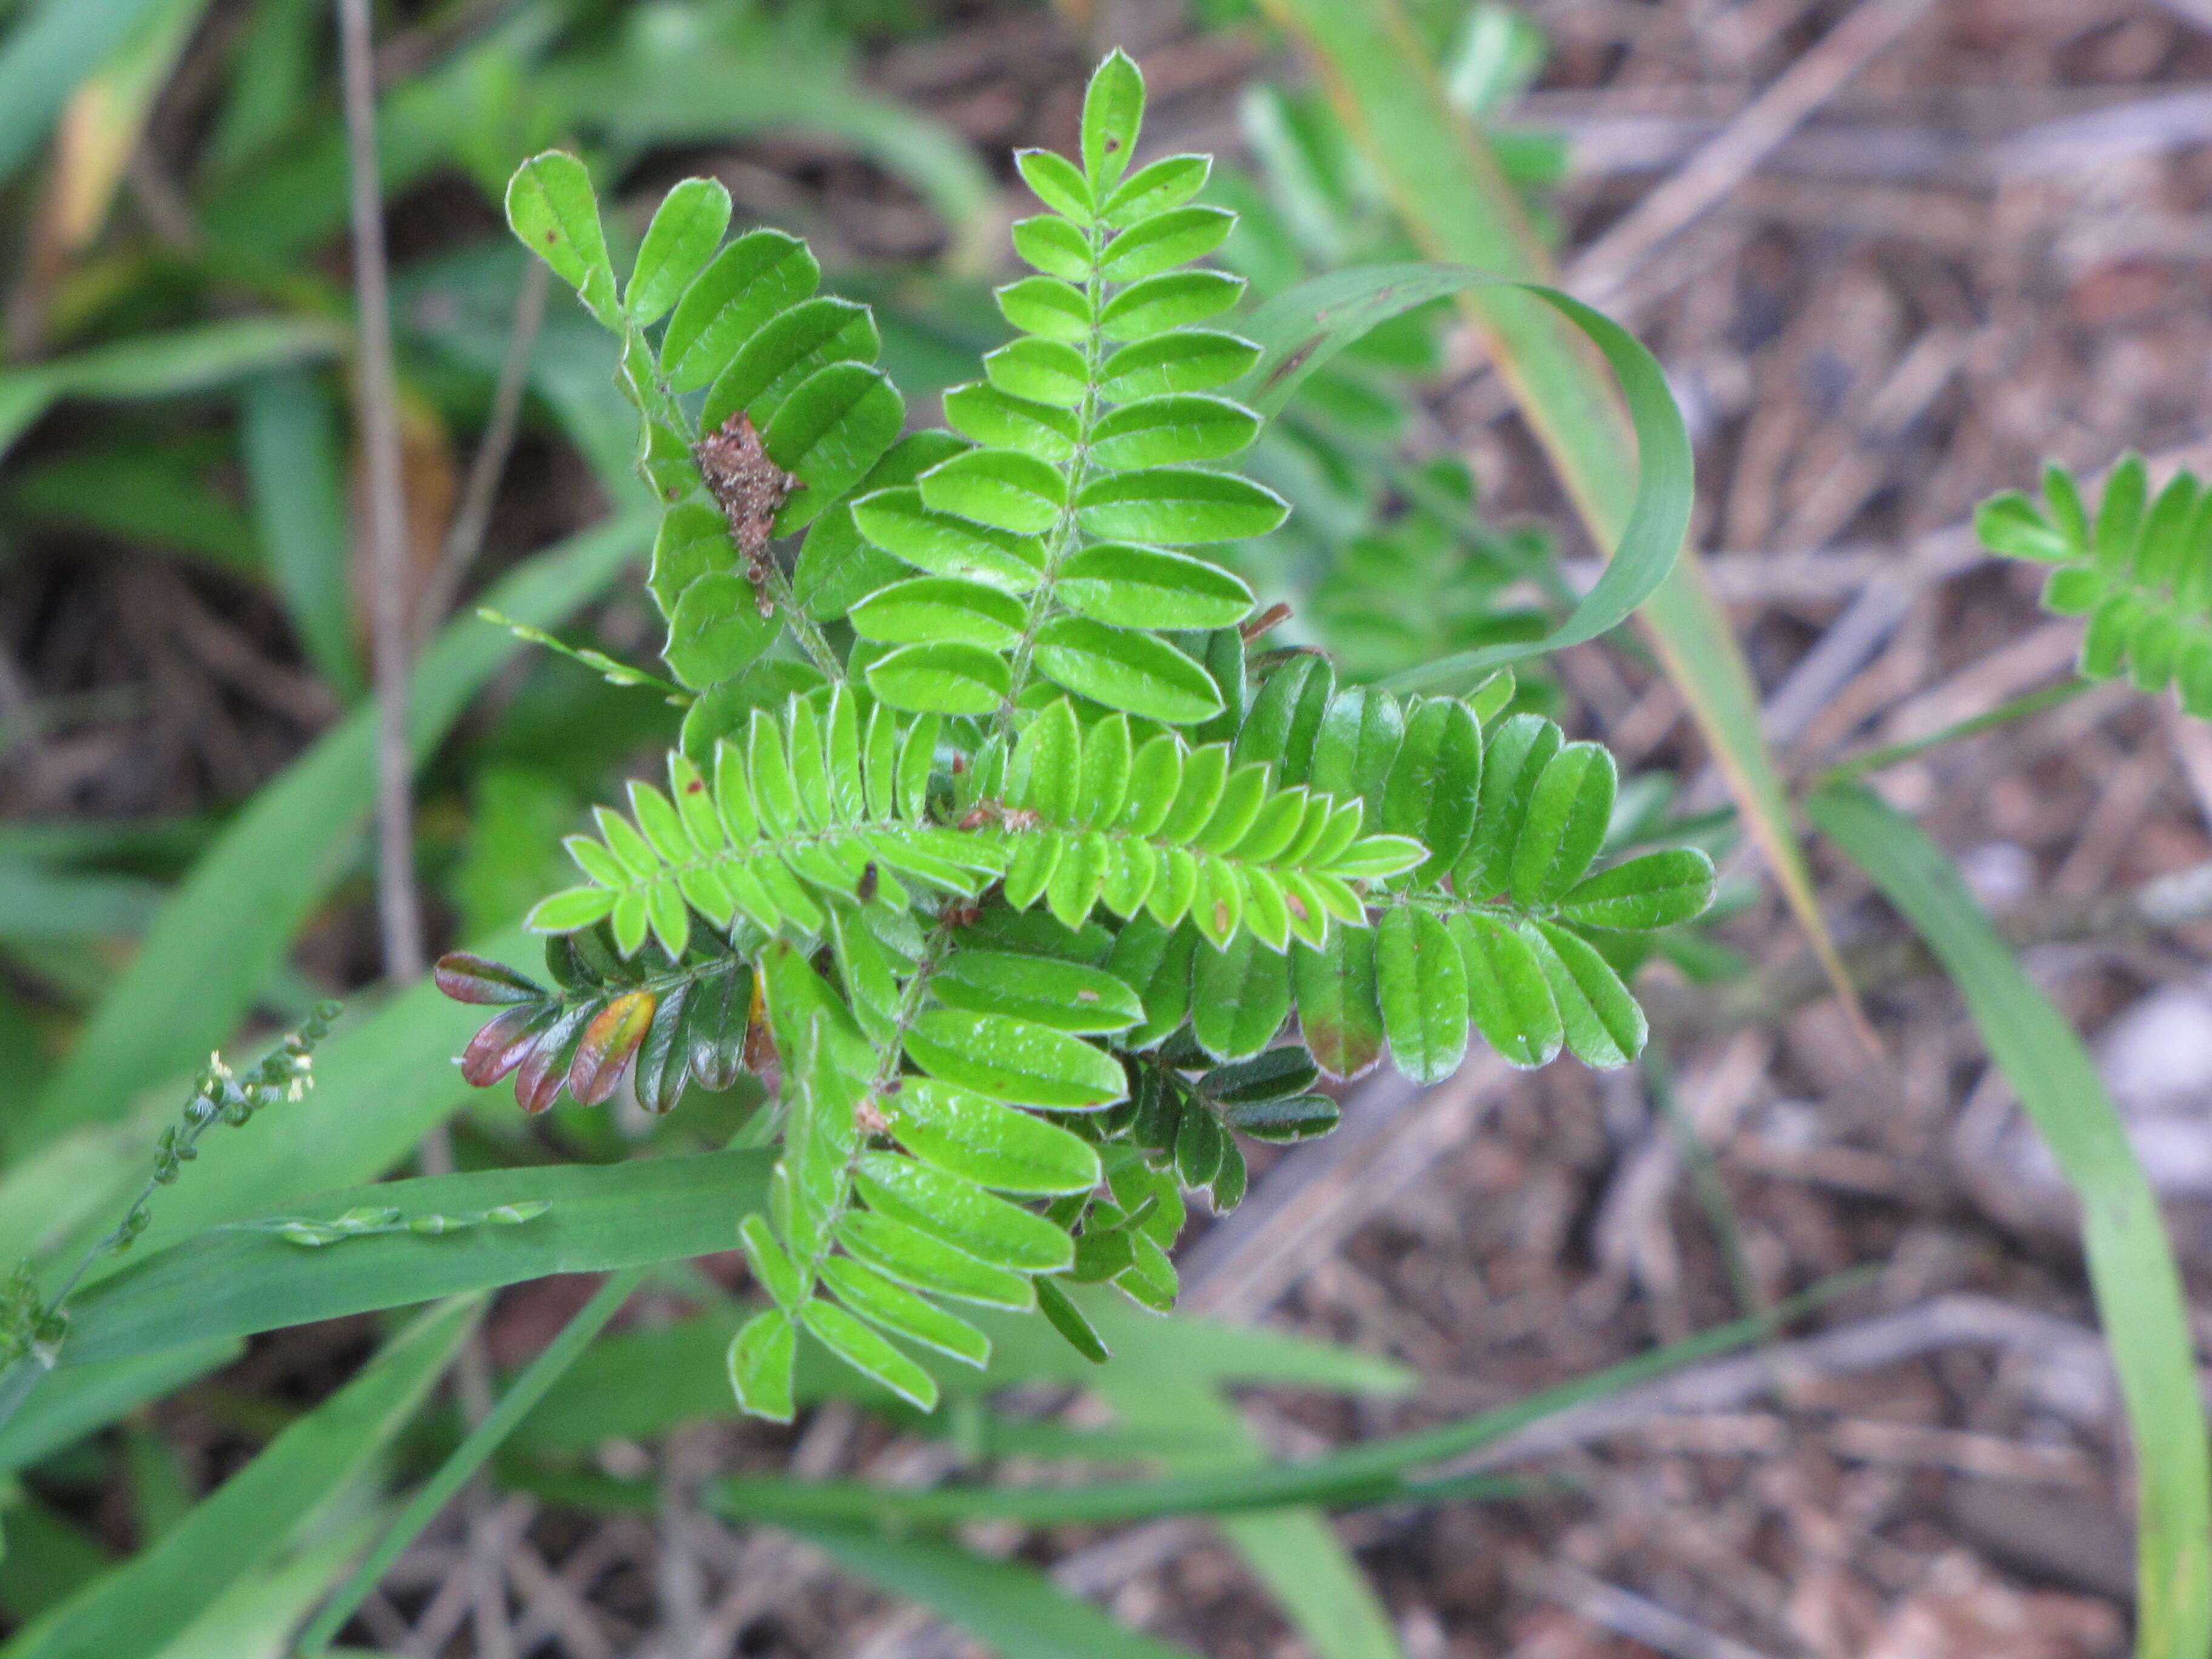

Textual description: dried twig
[337,0,423,988]
[1517,1555,1782,1659]
[338,3,515,1652]
[1567,0,1940,307]
[418,257,549,642]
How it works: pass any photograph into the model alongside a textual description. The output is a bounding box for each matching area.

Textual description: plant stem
[762,555,846,683]
[996,210,1110,746]
[1815,675,2091,788]
[337,0,423,987]
[419,256,549,643]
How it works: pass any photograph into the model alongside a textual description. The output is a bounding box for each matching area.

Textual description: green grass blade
[16,514,651,1155]
[296,1265,646,1655]
[1259,0,1869,1044]
[0,1340,236,1478]
[1245,264,1687,694]
[1098,1375,1404,1659]
[0,316,348,460]
[240,368,365,699]
[514,1292,1412,1453]
[0,1298,477,1659]
[709,1275,1860,1529]
[769,1517,1203,1659]
[48,1151,770,1371]
[1808,784,2212,1659]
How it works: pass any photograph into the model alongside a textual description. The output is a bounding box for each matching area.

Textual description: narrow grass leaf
[1809,783,2211,1658]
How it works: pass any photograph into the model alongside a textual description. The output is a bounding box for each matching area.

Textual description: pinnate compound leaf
[626,177,732,326]
[763,363,904,534]
[1559,848,1715,931]
[1033,617,1227,724]
[801,1299,939,1410]
[1076,467,1287,545]
[1529,921,1645,1068]
[931,951,1142,1033]
[854,1153,1076,1273]
[507,152,618,323]
[866,641,1011,716]
[1056,543,1254,629]
[662,230,822,390]
[728,1310,798,1423]
[904,1010,1126,1109]
[1510,742,1616,906]
[886,1078,1102,1195]
[1081,48,1145,186]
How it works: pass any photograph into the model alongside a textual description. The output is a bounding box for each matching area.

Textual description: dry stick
[1564,0,1941,308]
[337,0,423,990]
[335,4,511,1655]
[1516,1557,1781,1659]
[418,257,549,643]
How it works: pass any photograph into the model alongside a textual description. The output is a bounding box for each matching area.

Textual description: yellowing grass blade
[1259,0,1872,1047]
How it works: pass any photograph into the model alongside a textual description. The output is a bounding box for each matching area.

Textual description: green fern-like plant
[440,51,1713,1418]
[1976,452,2212,712]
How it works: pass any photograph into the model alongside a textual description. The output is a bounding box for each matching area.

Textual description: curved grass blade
[1808,783,2211,1659]
[1256,0,1870,1047]
[1244,263,1687,689]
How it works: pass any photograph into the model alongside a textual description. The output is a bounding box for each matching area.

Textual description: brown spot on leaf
[1213,900,1230,935]
[1259,338,1320,394]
